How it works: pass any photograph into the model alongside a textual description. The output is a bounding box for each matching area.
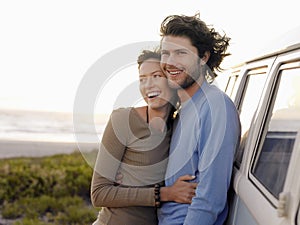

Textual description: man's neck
[178,75,205,102]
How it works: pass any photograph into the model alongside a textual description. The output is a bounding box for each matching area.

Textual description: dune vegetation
[0,151,99,225]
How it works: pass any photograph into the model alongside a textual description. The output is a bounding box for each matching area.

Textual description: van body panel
[223,30,300,225]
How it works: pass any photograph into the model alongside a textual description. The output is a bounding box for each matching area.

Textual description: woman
[91,49,196,225]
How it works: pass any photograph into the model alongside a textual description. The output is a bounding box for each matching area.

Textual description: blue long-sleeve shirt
[158,81,241,225]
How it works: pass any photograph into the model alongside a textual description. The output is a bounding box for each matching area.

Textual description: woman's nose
[145,77,154,88]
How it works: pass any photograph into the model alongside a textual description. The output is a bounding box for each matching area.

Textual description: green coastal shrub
[0,150,99,224]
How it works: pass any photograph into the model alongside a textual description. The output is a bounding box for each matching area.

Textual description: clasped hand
[115,172,197,204]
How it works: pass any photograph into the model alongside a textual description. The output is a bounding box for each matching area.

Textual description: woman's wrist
[160,186,170,202]
[154,184,161,208]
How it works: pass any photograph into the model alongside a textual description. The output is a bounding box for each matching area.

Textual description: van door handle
[277,192,290,217]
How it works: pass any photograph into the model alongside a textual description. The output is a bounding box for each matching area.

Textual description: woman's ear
[200,51,210,65]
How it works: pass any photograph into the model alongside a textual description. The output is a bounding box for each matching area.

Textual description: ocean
[0,109,109,158]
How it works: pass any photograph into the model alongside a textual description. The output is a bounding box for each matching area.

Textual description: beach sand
[0,139,99,159]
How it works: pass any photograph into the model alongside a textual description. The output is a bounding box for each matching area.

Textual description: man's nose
[163,53,177,66]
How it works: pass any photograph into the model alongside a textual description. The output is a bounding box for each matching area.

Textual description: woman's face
[139,58,175,110]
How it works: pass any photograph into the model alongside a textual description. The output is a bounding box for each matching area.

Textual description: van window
[235,67,268,167]
[252,67,300,199]
[225,73,239,98]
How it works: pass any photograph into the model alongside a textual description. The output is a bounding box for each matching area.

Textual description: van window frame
[248,60,300,207]
[232,57,276,170]
[234,67,269,168]
[225,69,240,99]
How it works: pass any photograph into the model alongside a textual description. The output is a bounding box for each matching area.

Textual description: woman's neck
[147,104,172,132]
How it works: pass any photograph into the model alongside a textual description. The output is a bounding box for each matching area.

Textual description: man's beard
[179,66,201,89]
[180,74,198,89]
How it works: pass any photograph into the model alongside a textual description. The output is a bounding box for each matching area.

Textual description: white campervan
[222,27,300,225]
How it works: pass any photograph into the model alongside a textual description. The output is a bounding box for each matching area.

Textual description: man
[157,14,241,225]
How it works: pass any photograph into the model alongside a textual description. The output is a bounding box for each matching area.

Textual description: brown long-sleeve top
[91,107,171,225]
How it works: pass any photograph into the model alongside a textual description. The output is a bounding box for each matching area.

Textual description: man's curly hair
[160,13,231,75]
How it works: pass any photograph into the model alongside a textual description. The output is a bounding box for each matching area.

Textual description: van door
[226,57,275,225]
[228,49,300,225]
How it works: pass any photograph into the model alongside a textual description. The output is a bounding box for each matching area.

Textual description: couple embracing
[91,13,241,225]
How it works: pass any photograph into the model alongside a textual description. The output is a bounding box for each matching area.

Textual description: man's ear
[200,51,210,65]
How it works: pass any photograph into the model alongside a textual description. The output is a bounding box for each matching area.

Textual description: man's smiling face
[160,35,201,90]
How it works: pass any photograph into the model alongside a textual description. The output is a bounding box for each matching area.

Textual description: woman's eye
[153,74,162,78]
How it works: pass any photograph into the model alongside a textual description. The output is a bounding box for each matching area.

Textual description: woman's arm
[91,109,197,208]
[114,171,197,205]
[91,109,156,207]
[92,170,197,208]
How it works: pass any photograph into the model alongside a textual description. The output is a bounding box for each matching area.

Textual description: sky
[1,0,299,114]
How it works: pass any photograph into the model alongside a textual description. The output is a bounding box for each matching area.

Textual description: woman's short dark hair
[137,49,161,69]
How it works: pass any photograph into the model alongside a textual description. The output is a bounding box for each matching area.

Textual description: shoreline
[0,139,99,159]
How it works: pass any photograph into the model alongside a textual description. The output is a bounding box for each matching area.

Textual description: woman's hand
[160,175,197,204]
[115,171,197,204]
[114,171,123,185]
